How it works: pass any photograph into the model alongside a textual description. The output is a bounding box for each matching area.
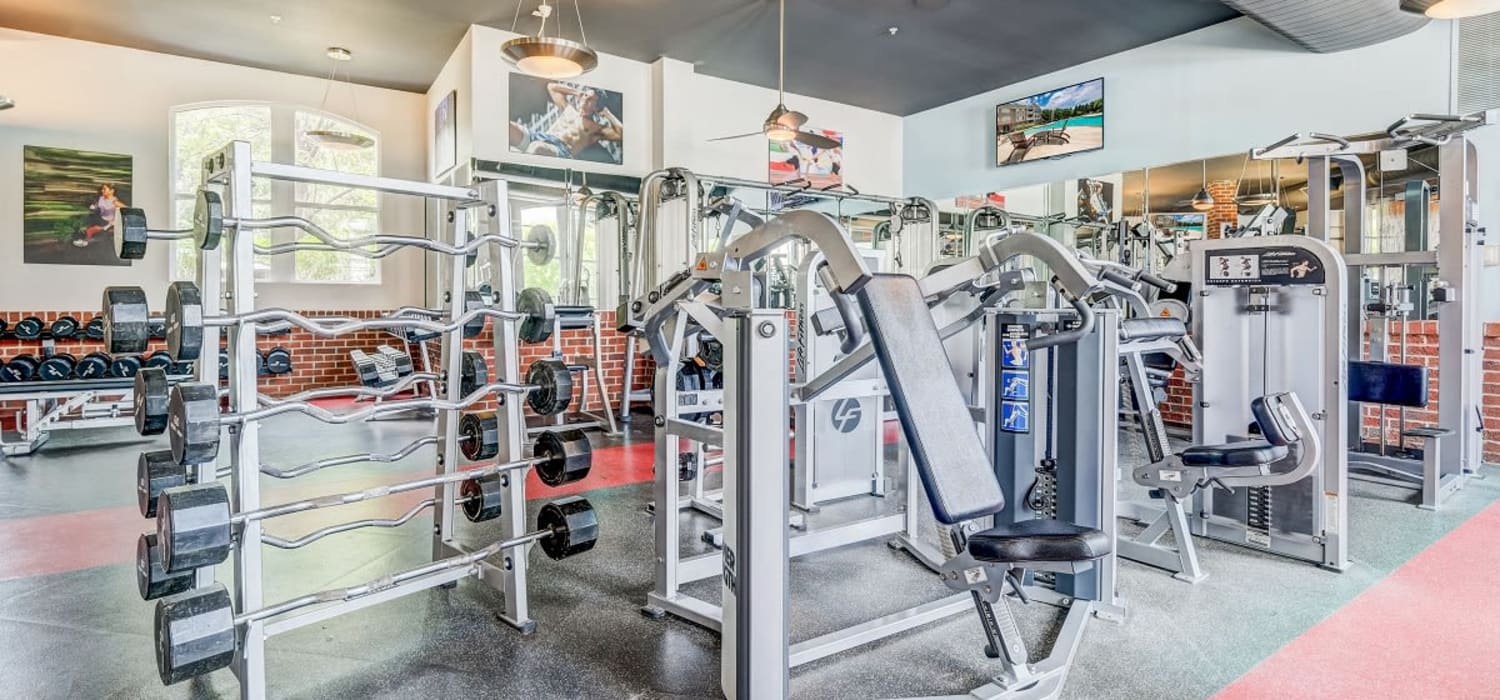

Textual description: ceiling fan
[708,0,840,150]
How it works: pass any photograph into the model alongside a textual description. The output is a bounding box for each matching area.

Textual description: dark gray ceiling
[0,0,1240,115]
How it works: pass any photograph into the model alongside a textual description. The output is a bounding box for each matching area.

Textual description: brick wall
[1204,180,1239,239]
[1157,320,1500,463]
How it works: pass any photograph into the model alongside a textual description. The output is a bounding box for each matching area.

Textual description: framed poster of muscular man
[507,73,624,165]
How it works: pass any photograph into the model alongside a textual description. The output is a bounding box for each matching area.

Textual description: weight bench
[855,273,1110,699]
[1125,391,1319,582]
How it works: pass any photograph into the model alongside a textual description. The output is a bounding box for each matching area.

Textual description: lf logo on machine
[830,398,863,433]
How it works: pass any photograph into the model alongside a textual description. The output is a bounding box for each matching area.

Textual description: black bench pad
[969,519,1111,564]
[1180,440,1288,467]
[1404,427,1454,439]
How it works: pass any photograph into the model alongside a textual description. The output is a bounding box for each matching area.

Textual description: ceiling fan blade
[777,110,809,129]
[794,130,841,150]
[708,131,766,142]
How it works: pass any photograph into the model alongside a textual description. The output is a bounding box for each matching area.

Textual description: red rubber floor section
[0,441,656,583]
[1213,501,1500,699]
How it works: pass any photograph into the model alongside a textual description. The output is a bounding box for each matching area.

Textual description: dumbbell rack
[186,141,535,698]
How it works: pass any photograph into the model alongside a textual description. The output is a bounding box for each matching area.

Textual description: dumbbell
[1,354,39,382]
[256,349,268,376]
[12,316,43,340]
[36,353,77,381]
[144,350,175,372]
[108,354,143,378]
[154,356,574,465]
[104,281,509,361]
[75,352,111,380]
[151,495,595,685]
[84,315,105,340]
[264,346,292,374]
[49,315,81,339]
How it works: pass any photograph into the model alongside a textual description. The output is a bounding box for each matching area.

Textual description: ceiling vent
[1223,0,1430,52]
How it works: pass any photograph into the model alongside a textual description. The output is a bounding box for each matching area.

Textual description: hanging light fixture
[1234,155,1278,207]
[1400,0,1500,19]
[1190,160,1216,212]
[306,47,374,150]
[0,95,14,111]
[501,1,599,79]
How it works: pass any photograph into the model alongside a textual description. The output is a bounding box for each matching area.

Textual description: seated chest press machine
[716,212,1116,700]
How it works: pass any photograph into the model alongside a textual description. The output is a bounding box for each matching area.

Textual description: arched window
[170,103,380,284]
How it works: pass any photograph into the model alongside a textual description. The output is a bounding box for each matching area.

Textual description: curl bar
[150,495,597,684]
[151,427,592,573]
[113,190,556,265]
[102,281,521,360]
[161,355,572,465]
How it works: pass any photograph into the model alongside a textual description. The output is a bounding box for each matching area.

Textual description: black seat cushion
[968,519,1112,564]
[1180,440,1288,467]
[1404,427,1454,439]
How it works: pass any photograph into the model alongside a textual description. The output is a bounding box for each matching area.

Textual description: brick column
[1204,180,1239,239]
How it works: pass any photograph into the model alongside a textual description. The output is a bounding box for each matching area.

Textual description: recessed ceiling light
[326,47,352,62]
[888,26,899,36]
[269,14,282,24]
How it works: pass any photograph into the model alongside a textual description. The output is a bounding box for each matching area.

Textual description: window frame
[168,101,383,285]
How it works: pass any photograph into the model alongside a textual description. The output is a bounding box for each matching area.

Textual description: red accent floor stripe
[0,441,657,582]
[1213,501,1500,699]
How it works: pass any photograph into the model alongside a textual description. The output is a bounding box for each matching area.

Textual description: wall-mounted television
[995,77,1104,167]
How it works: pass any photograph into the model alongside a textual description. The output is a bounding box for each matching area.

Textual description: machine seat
[968,519,1111,564]
[1403,427,1454,439]
[1180,440,1288,467]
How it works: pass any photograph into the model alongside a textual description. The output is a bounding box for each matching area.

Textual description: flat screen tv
[995,77,1104,167]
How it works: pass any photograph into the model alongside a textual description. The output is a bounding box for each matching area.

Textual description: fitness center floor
[2,409,1498,698]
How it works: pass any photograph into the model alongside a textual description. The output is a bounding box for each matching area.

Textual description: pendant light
[1190,160,1216,212]
[502,1,599,79]
[1234,155,1277,207]
[1400,0,1500,19]
[306,47,374,150]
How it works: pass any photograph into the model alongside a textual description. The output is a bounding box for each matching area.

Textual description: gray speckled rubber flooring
[0,415,1494,699]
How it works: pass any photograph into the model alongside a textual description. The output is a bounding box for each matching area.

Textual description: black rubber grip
[1139,271,1177,294]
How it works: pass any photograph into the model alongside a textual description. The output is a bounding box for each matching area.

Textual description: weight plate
[193,189,224,251]
[459,351,489,397]
[37,354,77,381]
[460,475,506,523]
[103,287,150,353]
[165,281,205,362]
[85,316,106,340]
[533,429,592,487]
[144,350,175,371]
[136,532,195,601]
[462,292,487,339]
[537,496,598,560]
[109,354,143,378]
[76,352,111,380]
[50,315,80,339]
[525,358,574,416]
[525,224,555,266]
[516,287,555,344]
[459,411,499,461]
[156,483,231,573]
[13,316,43,340]
[168,383,221,465]
[2,355,38,382]
[135,368,170,435]
[154,583,236,685]
[264,347,292,374]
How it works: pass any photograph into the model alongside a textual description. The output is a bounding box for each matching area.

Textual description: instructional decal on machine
[1000,401,1030,433]
[999,323,1030,369]
[1204,247,1325,286]
[1000,370,1029,401]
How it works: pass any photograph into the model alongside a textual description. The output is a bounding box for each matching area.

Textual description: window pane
[517,204,561,294]
[294,111,378,206]
[173,199,273,280]
[294,207,379,283]
[172,105,273,280]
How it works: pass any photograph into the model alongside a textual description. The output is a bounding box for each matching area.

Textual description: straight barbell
[151,495,596,684]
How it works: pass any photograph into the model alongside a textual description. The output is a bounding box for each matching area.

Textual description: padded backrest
[855,274,1005,524]
[1119,318,1187,342]
[1251,393,1300,447]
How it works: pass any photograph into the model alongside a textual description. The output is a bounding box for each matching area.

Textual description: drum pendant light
[1190,160,1216,212]
[502,1,599,79]
[1400,0,1500,19]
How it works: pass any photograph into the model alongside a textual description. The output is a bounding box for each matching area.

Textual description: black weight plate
[85,316,105,340]
[149,317,167,340]
[135,368,170,435]
[459,411,499,461]
[144,350,174,371]
[136,532,195,601]
[154,583,236,685]
[459,351,489,397]
[156,483,231,573]
[516,288,555,344]
[165,281,205,362]
[193,189,225,251]
[76,352,111,380]
[109,354,143,378]
[256,350,268,376]
[462,292,487,339]
[50,315,81,339]
[218,352,229,380]
[533,429,592,487]
[103,288,150,353]
[537,496,598,560]
[525,358,574,416]
[13,316,44,340]
[116,207,150,260]
[168,383,221,465]
[460,474,506,523]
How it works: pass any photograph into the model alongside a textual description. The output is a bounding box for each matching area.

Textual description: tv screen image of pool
[995,77,1104,167]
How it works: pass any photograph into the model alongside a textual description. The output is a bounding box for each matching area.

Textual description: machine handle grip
[1138,271,1177,294]
[1099,269,1136,289]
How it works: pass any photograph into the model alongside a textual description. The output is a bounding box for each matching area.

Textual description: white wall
[427,28,475,184]
[0,28,428,312]
[436,27,904,195]
[904,17,1455,200]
